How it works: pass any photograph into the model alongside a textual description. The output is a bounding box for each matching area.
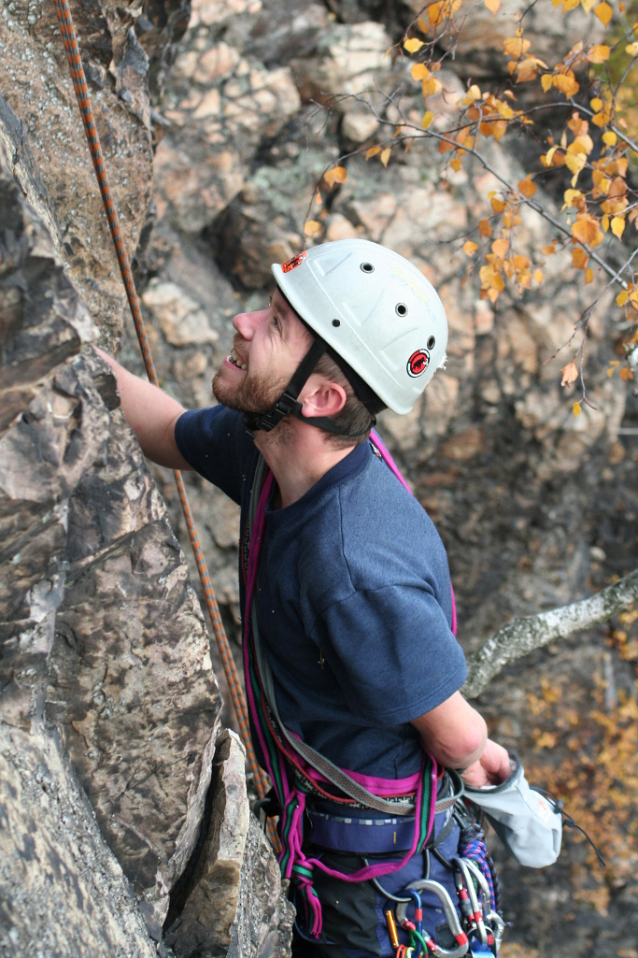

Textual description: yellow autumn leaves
[303,166,347,236]
[365,145,392,166]
[301,0,637,413]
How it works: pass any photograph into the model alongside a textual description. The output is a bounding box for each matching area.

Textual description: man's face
[212,287,314,415]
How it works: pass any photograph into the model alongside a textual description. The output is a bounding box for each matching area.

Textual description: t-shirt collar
[265,440,371,523]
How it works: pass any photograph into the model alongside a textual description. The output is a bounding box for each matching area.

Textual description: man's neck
[254,422,357,509]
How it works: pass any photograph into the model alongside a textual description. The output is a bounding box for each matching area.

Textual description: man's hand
[461,739,511,788]
[95,348,192,470]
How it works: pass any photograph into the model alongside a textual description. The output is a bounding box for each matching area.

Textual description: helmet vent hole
[360,262,375,273]
[395,303,408,317]
[427,335,436,349]
[332,319,341,327]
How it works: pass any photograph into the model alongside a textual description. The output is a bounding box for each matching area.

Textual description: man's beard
[212,360,288,419]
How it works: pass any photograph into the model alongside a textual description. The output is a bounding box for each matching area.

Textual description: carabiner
[385,909,400,950]
[484,910,505,953]
[395,879,469,958]
[453,859,488,946]
[462,859,492,910]
[408,889,423,938]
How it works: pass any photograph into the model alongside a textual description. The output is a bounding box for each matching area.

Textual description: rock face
[0,723,157,958]
[165,730,294,957]
[0,0,156,352]
[0,114,221,939]
[0,12,292,949]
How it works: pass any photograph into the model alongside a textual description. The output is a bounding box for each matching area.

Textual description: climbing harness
[51,0,270,804]
[242,433,463,938]
[370,804,504,958]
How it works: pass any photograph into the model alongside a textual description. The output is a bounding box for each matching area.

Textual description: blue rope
[458,824,500,913]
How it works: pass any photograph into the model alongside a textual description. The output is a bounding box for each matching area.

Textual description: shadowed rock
[165,730,294,958]
[0,723,157,957]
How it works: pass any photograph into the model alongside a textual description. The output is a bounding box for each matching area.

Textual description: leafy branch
[305,0,638,403]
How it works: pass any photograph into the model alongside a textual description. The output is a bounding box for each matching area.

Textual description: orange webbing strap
[52,0,269,800]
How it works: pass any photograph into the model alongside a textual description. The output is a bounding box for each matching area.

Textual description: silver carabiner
[453,859,488,946]
[485,910,505,954]
[462,860,492,913]
[461,860,504,955]
[395,879,469,958]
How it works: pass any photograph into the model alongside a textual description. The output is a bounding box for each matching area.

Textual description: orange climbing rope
[51,0,270,801]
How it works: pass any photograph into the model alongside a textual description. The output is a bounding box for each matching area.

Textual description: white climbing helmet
[272,239,448,415]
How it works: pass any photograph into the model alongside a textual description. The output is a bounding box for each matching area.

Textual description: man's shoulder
[340,449,446,553]
[176,404,245,444]
[175,405,257,500]
[299,449,451,605]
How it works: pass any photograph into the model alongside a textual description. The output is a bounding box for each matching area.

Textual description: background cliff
[1,0,637,956]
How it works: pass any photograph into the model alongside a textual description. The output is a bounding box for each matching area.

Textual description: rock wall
[0,723,157,957]
[0,0,291,949]
[0,116,219,946]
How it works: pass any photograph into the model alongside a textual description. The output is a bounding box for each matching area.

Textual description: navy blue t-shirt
[175,406,467,779]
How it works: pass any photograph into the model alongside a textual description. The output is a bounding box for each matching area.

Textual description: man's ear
[298,375,347,419]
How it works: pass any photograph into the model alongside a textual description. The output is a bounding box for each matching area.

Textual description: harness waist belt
[307,809,418,853]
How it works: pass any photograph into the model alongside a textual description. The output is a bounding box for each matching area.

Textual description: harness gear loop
[51,0,271,803]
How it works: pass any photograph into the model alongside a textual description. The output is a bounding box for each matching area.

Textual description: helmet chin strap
[243,338,328,437]
[243,335,386,439]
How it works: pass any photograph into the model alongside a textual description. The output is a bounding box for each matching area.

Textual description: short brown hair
[313,351,375,449]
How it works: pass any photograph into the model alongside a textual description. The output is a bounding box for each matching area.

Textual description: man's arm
[410,691,510,786]
[96,348,192,470]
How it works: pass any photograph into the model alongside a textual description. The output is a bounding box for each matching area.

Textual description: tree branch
[333,97,630,289]
[463,569,638,699]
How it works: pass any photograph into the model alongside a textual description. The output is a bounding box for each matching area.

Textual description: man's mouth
[228,346,248,371]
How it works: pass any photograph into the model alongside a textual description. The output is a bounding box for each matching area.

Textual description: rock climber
[98,239,511,958]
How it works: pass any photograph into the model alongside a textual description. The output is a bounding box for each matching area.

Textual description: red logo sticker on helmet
[281,250,308,273]
[407,348,430,378]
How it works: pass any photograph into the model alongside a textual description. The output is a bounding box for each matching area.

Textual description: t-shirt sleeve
[312,584,467,726]
[174,405,251,504]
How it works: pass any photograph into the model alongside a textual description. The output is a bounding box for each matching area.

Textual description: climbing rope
[52,0,269,800]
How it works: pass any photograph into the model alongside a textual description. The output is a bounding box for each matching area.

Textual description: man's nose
[232,307,269,339]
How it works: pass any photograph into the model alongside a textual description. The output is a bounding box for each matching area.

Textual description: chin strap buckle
[250,392,301,434]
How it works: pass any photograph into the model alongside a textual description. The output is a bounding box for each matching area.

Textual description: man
[99,239,510,957]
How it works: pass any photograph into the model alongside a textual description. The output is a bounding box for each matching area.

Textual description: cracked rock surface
[0,723,157,958]
[0,101,220,946]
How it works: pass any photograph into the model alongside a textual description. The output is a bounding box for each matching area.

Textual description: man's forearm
[410,691,510,785]
[410,691,487,769]
[95,347,192,469]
